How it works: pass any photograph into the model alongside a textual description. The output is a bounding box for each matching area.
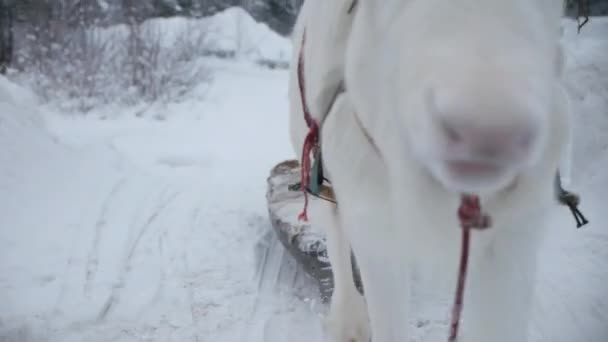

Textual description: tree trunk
[0,1,15,74]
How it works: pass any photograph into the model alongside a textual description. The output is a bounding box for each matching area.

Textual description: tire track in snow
[52,191,102,314]
[152,231,168,309]
[130,192,201,335]
[97,188,179,321]
[183,203,203,342]
[84,178,127,296]
[135,229,169,319]
[133,192,200,336]
[126,189,179,265]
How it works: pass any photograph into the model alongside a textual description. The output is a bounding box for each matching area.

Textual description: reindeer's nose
[439,117,538,163]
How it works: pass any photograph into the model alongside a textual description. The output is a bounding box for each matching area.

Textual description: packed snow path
[1,18,608,342]
[0,61,324,342]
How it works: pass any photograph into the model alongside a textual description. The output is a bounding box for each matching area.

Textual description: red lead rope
[450,195,492,341]
[297,29,320,222]
[297,120,319,222]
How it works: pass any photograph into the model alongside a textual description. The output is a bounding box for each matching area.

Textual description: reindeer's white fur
[288,1,570,341]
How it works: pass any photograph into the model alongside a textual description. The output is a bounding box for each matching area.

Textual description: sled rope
[450,194,492,342]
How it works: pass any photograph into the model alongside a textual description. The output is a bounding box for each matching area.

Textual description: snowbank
[0,77,75,333]
[98,6,291,63]
[143,7,292,61]
[0,76,62,172]
[0,75,38,105]
[201,7,291,61]
[0,76,126,341]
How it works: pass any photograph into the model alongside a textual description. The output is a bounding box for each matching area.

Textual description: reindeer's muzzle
[425,84,546,192]
[439,116,539,168]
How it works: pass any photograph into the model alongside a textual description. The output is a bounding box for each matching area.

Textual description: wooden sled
[266,160,362,301]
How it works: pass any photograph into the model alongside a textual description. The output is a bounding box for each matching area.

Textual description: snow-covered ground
[0,58,315,342]
[1,11,607,342]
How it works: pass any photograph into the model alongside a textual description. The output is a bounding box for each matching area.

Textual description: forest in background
[0,0,303,76]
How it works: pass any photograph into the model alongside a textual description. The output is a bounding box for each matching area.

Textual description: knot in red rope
[458,194,492,230]
[297,119,320,222]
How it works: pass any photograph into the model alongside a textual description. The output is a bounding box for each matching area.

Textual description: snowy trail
[1,17,608,342]
[1,60,324,342]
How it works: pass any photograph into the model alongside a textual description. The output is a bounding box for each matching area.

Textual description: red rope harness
[450,194,492,341]
[295,26,493,342]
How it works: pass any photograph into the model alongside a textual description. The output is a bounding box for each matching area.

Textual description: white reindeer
[288,1,571,341]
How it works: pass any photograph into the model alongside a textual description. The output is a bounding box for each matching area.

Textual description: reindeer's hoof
[325,293,371,342]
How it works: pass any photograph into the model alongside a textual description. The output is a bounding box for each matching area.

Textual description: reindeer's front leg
[321,92,412,341]
[463,224,545,342]
[315,201,370,342]
[343,207,412,342]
